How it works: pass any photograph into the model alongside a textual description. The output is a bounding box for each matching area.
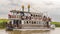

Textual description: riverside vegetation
[0,19,9,28]
[51,22,60,27]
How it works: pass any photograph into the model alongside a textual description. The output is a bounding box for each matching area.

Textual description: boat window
[33,15,35,17]
[32,21,33,24]
[19,20,21,24]
[20,12,24,16]
[13,20,16,24]
[24,13,31,16]
[37,21,39,24]
[41,21,45,25]
[38,21,39,24]
[44,22,47,25]
[29,21,31,24]
[24,21,26,24]
[24,21,28,24]
[13,20,19,26]
[17,13,20,15]
[16,20,19,25]
[39,21,41,24]
[12,13,17,15]
[34,21,36,24]
[31,14,32,16]
[27,21,28,24]
[21,20,24,24]
[36,21,38,24]
[9,20,12,24]
[36,15,37,17]
[38,21,40,24]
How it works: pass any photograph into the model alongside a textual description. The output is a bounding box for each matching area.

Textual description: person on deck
[46,17,51,28]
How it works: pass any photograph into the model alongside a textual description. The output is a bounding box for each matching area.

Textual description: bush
[51,22,60,27]
[55,24,60,27]
[0,19,8,28]
[0,22,7,28]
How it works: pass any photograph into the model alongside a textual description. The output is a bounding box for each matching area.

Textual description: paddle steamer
[6,4,51,30]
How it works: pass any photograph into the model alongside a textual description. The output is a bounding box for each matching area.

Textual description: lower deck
[6,20,50,29]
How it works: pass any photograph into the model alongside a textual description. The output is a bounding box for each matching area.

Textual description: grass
[0,19,9,28]
[51,22,60,27]
[0,19,9,23]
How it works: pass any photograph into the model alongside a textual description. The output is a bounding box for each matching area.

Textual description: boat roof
[10,10,30,13]
[10,10,43,15]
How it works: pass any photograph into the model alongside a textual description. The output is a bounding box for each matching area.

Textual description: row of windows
[23,21,47,25]
[10,20,21,24]
[10,20,47,25]
[31,14,42,17]
[12,12,42,17]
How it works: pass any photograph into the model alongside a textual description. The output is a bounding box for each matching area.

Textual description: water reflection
[7,30,50,34]
[0,28,60,34]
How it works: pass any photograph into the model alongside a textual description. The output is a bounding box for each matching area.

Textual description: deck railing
[8,15,42,20]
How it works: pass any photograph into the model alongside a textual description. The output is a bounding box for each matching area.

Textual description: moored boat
[6,4,52,31]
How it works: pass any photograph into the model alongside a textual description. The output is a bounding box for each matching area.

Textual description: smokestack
[28,4,30,12]
[22,5,24,12]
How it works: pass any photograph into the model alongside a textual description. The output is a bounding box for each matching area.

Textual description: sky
[0,0,60,22]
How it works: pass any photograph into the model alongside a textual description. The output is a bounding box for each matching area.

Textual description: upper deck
[8,4,51,22]
[8,10,43,20]
[10,10,30,13]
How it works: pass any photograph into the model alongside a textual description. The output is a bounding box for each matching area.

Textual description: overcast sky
[0,0,60,22]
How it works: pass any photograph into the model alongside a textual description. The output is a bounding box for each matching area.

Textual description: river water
[0,28,60,34]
